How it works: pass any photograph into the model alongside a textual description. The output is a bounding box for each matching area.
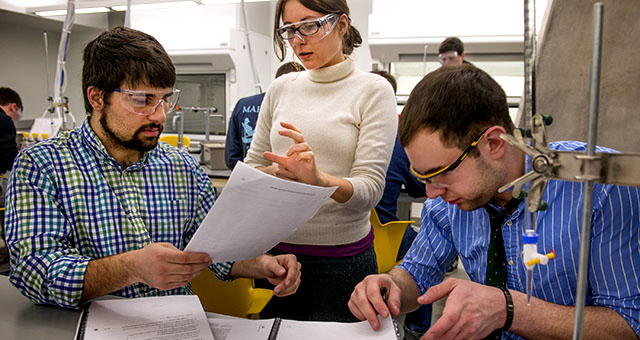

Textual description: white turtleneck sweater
[244,59,397,246]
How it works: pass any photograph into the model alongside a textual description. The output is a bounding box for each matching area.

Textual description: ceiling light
[201,0,239,4]
[35,7,110,16]
[111,1,198,11]
[34,9,68,16]
[75,7,110,14]
[201,0,272,4]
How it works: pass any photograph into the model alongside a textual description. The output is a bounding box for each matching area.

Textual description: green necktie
[483,198,521,340]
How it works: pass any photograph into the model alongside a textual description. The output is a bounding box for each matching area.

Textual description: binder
[74,295,214,340]
[73,303,89,340]
[267,317,282,340]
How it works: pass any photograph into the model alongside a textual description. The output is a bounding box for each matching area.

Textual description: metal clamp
[498,113,555,213]
[574,155,602,181]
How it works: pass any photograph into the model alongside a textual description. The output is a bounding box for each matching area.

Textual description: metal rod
[240,0,262,93]
[53,0,75,131]
[523,0,537,232]
[190,107,219,142]
[523,0,536,134]
[177,111,184,149]
[423,45,428,75]
[204,111,210,142]
[572,3,603,339]
[43,32,51,98]
[124,0,132,28]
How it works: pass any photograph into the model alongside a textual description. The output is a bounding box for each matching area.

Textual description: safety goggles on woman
[276,13,341,43]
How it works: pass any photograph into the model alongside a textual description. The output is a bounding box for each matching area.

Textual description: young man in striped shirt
[349,64,639,339]
[5,26,301,309]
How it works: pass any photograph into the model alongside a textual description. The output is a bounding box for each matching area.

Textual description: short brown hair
[0,87,22,111]
[273,0,362,61]
[439,37,464,55]
[82,26,176,114]
[398,64,513,152]
[275,61,304,78]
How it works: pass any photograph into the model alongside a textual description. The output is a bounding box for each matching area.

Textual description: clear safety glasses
[438,51,460,65]
[113,88,181,116]
[276,13,340,43]
[410,128,489,187]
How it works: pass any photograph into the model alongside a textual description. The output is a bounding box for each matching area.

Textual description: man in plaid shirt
[4,26,301,309]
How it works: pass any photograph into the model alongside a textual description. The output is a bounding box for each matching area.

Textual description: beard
[99,109,163,152]
[457,156,508,211]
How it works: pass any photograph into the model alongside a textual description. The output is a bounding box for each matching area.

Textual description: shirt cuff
[210,261,234,281]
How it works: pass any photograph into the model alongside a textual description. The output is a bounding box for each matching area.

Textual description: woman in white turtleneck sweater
[244,0,397,322]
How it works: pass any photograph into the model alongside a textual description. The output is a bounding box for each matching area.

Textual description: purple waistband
[274,227,374,257]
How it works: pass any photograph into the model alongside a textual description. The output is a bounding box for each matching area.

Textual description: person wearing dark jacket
[0,87,22,174]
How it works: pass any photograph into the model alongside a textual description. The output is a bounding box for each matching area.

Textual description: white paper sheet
[207,316,397,340]
[275,316,397,340]
[208,318,273,340]
[78,295,214,340]
[185,162,336,262]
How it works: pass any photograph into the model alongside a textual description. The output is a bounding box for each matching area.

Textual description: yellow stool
[190,269,273,318]
[159,135,191,148]
[370,208,414,273]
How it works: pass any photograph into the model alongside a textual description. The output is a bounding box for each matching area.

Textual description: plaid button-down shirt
[5,120,231,308]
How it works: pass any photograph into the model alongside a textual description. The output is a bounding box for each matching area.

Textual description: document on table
[207,315,398,340]
[75,295,214,340]
[185,161,336,262]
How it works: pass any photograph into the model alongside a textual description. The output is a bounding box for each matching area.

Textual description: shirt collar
[484,198,523,216]
[80,119,152,169]
[307,58,355,83]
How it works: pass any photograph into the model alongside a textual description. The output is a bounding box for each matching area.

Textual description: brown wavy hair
[273,0,362,61]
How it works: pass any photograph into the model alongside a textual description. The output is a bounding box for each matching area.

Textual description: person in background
[245,0,397,322]
[370,70,432,340]
[438,37,468,67]
[0,86,22,263]
[0,87,22,174]
[349,64,640,339]
[5,26,301,309]
[224,61,303,169]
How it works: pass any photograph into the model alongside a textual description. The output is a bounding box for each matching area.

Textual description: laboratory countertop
[0,275,81,340]
[202,166,231,178]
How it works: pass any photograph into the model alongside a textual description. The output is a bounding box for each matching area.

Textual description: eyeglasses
[113,88,180,116]
[276,13,340,42]
[438,51,460,65]
[410,128,489,186]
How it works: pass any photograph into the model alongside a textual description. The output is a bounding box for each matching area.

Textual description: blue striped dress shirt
[399,141,640,338]
[6,120,232,308]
